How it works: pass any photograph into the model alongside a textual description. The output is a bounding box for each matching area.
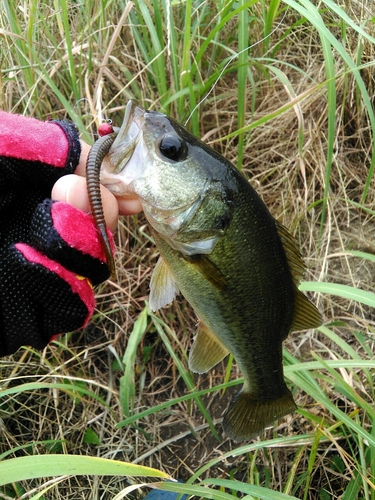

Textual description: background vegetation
[1,0,375,498]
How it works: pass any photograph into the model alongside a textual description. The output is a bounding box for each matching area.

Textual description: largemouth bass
[100,101,322,441]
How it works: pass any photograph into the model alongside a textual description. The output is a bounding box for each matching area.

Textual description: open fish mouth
[100,100,144,196]
[109,100,143,162]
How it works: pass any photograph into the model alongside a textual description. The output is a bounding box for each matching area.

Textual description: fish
[99,100,322,441]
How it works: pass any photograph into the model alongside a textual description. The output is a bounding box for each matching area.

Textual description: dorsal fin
[275,220,322,331]
[189,322,230,374]
[275,220,305,285]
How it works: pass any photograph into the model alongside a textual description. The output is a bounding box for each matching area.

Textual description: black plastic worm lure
[86,132,118,279]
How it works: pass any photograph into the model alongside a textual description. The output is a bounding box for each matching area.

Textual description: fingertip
[52,175,119,232]
[52,175,89,212]
[118,197,143,215]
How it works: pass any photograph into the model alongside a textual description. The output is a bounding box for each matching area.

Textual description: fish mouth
[109,100,143,157]
[100,100,145,196]
[107,101,145,174]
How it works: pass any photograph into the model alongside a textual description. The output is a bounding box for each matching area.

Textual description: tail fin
[222,387,297,441]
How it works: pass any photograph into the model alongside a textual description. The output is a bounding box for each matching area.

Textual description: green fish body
[101,102,321,441]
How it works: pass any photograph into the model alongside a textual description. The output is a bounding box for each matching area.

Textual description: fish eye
[159,134,187,161]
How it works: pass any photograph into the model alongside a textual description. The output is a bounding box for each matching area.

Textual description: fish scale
[156,191,294,373]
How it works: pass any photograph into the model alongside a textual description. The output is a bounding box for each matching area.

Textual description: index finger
[51,175,119,232]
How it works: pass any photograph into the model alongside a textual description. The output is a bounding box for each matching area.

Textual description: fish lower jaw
[101,180,135,197]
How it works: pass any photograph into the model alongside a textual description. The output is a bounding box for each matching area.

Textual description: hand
[0,114,141,356]
[51,141,142,229]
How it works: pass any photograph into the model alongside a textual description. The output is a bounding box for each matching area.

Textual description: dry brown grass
[1,1,375,498]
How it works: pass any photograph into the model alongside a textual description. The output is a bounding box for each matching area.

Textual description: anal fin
[189,323,230,374]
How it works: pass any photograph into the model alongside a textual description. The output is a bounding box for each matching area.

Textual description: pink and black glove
[0,112,112,356]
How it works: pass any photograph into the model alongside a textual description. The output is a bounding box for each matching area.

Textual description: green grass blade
[345,249,375,263]
[202,478,300,499]
[236,0,249,170]
[263,0,282,53]
[148,481,240,500]
[302,427,321,500]
[299,281,375,308]
[146,478,302,500]
[284,351,375,448]
[132,0,167,104]
[191,1,258,79]
[120,306,149,417]
[321,0,375,44]
[179,0,192,101]
[188,434,325,484]
[310,352,375,419]
[371,424,375,500]
[59,0,79,101]
[2,0,36,96]
[283,445,306,496]
[318,325,374,398]
[282,0,375,204]
[0,441,64,462]
[0,381,110,409]
[285,360,375,373]
[117,377,242,428]
[341,471,364,500]
[0,455,169,486]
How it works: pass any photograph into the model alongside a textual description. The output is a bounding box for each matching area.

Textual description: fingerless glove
[0,113,112,356]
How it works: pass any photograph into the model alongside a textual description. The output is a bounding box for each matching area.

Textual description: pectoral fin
[189,323,230,373]
[149,257,179,312]
[185,254,228,291]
